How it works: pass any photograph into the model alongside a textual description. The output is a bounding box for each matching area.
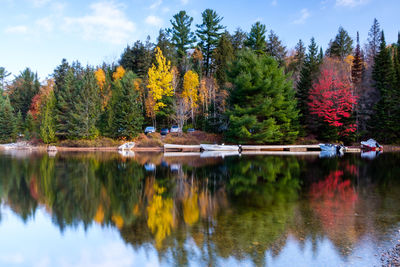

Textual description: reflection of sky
[0,204,386,267]
[0,206,159,267]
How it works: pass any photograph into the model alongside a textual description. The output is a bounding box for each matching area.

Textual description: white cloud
[335,0,369,7]
[150,0,162,9]
[4,25,28,34]
[293,8,310,24]
[181,0,188,5]
[64,1,136,45]
[36,17,53,32]
[271,0,277,6]
[145,15,163,27]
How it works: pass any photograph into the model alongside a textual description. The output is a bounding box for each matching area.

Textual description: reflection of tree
[309,166,358,256]
[147,183,175,249]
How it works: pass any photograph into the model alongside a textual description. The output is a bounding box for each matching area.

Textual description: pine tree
[8,68,40,118]
[352,32,364,85]
[68,68,101,139]
[225,50,298,144]
[119,38,154,78]
[265,30,287,66]
[110,71,144,139]
[296,37,321,130]
[169,11,196,61]
[326,26,353,60]
[287,39,306,84]
[231,28,247,52]
[156,29,176,66]
[365,18,381,66]
[0,96,16,142]
[213,32,234,88]
[245,22,267,53]
[54,65,80,137]
[0,67,11,92]
[196,9,225,76]
[15,111,24,136]
[370,31,398,142]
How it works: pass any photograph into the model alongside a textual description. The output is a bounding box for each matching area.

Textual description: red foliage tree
[308,67,357,136]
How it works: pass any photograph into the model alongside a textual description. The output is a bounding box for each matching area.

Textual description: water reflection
[0,151,400,266]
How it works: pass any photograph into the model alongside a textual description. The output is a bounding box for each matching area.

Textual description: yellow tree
[113,66,125,81]
[182,70,199,123]
[95,68,111,109]
[147,47,173,114]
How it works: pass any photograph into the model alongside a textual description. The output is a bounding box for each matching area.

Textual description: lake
[0,150,399,267]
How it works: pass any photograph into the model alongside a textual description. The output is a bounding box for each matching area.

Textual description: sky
[0,0,399,80]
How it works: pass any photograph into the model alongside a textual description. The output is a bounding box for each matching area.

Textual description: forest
[0,10,399,145]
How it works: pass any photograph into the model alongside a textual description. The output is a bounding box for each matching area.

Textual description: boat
[361,139,382,151]
[118,142,135,151]
[200,144,239,152]
[319,143,345,152]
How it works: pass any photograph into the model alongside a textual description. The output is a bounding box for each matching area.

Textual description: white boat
[118,142,135,151]
[200,144,239,152]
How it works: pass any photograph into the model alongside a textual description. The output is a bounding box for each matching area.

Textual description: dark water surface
[0,150,399,267]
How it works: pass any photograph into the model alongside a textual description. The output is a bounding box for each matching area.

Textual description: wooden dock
[240,144,320,152]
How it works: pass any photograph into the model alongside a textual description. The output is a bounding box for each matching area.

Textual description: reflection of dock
[164,144,321,152]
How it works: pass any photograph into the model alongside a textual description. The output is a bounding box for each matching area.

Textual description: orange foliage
[113,66,125,81]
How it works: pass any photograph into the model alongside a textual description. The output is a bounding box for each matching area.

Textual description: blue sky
[0,0,399,80]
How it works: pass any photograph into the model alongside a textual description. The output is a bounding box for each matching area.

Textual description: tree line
[0,11,399,144]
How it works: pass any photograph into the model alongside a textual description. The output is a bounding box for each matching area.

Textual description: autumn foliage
[308,67,357,136]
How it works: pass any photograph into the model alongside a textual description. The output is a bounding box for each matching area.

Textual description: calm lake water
[0,150,399,267]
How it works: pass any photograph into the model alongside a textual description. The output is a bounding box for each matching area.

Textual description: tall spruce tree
[265,30,287,66]
[0,67,11,92]
[231,28,247,52]
[213,32,234,88]
[119,38,154,78]
[365,18,381,66]
[156,29,176,66]
[54,62,81,137]
[0,96,16,142]
[296,37,321,130]
[370,31,399,142]
[110,71,143,139]
[9,68,40,118]
[68,68,101,139]
[225,50,298,144]
[326,26,353,60]
[245,22,267,53]
[196,9,225,76]
[352,32,364,85]
[169,11,196,61]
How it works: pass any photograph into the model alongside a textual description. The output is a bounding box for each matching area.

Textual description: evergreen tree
[169,11,196,60]
[15,111,24,136]
[365,18,381,66]
[9,68,40,118]
[231,28,247,52]
[119,38,154,78]
[352,31,364,85]
[213,32,234,88]
[40,91,56,144]
[265,30,287,66]
[245,22,267,53]
[296,37,321,129]
[326,26,353,60]
[110,71,143,139]
[0,67,11,92]
[0,96,16,142]
[370,31,399,142]
[68,68,101,139]
[156,29,176,66]
[225,50,298,144]
[54,63,81,137]
[196,9,225,76]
